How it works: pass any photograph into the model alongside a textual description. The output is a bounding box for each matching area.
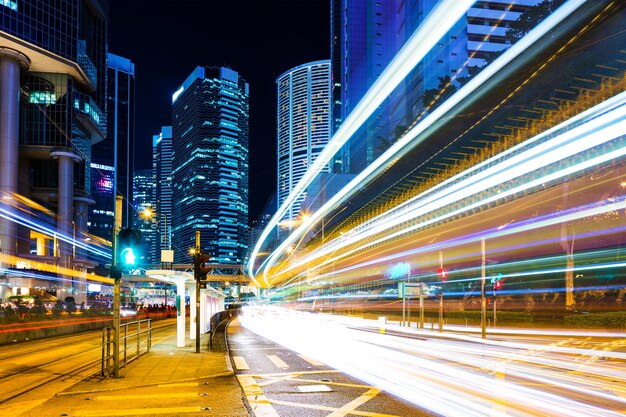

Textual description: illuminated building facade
[152,126,173,261]
[277,60,331,222]
[171,67,249,265]
[0,0,108,302]
[89,53,135,243]
[331,0,539,174]
[133,169,157,265]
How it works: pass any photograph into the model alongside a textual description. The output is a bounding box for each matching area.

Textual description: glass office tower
[153,126,173,262]
[0,0,108,303]
[330,0,538,174]
[171,67,249,265]
[90,53,135,244]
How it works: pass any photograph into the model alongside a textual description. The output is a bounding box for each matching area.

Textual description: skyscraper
[0,0,108,302]
[331,0,538,174]
[153,126,173,261]
[89,53,135,243]
[171,67,249,265]
[133,168,157,265]
[277,60,331,222]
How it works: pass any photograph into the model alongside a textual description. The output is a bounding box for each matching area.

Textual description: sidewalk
[25,330,250,417]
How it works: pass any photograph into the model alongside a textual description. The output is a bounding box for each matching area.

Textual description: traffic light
[437,267,448,281]
[491,273,503,293]
[118,228,140,268]
[193,249,211,281]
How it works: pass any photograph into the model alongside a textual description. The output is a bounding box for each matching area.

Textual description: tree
[422,76,459,110]
[65,296,77,315]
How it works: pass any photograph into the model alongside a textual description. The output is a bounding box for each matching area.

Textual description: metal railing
[101,319,152,377]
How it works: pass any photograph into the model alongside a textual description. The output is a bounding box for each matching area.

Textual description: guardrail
[209,308,240,349]
[101,319,152,377]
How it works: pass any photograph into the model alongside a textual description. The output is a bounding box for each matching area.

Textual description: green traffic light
[121,247,136,266]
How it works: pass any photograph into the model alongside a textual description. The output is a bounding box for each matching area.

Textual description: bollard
[378,316,387,334]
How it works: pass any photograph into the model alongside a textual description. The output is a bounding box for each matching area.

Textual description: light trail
[240,307,626,417]
[270,98,626,281]
[247,0,480,282]
[0,204,111,259]
[255,0,589,284]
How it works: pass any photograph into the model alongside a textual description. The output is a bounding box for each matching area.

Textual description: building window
[1,0,17,11]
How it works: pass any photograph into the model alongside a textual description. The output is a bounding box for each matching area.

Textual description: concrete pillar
[36,236,48,256]
[189,284,197,340]
[0,48,29,260]
[176,279,186,347]
[50,150,80,295]
[73,197,91,262]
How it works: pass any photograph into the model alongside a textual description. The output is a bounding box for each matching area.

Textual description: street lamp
[140,207,172,266]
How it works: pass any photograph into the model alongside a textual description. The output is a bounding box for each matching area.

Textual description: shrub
[563,311,626,328]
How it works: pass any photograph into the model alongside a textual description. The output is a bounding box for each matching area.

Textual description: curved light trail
[253,0,589,285]
[247,0,480,282]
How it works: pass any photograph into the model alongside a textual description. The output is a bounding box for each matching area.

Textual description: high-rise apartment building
[171,67,249,265]
[152,126,173,260]
[0,1,108,302]
[89,53,135,243]
[277,60,331,222]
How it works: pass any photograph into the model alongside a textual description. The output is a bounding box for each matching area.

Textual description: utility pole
[112,195,123,378]
[438,251,444,333]
[419,282,425,329]
[481,238,487,340]
[195,231,201,354]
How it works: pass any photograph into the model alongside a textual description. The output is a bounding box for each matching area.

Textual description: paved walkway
[24,331,250,417]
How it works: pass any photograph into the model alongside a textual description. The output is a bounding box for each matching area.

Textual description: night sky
[108,0,330,222]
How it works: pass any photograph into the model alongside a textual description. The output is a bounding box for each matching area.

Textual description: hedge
[563,311,626,328]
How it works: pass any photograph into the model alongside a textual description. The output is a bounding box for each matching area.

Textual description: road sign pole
[195,231,201,353]
[113,195,122,378]
[481,238,487,339]
[438,252,443,333]
[419,283,424,329]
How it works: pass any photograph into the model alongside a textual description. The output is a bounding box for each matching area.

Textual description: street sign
[398,282,424,298]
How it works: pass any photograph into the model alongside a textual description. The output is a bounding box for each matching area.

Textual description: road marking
[73,406,205,416]
[95,392,198,400]
[233,355,250,370]
[1,398,47,417]
[298,354,325,366]
[327,387,381,417]
[252,369,341,378]
[156,382,198,388]
[267,354,289,368]
[268,398,401,417]
[269,376,372,389]
[237,375,280,417]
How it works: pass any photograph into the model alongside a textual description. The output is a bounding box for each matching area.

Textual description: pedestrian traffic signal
[490,272,503,284]
[118,228,140,267]
[494,280,503,291]
[193,249,211,281]
[437,267,448,281]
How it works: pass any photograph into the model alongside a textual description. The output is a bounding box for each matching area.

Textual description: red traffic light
[437,267,448,280]
[494,280,503,290]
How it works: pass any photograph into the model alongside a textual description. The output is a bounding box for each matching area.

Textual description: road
[238,306,626,417]
[228,317,433,417]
